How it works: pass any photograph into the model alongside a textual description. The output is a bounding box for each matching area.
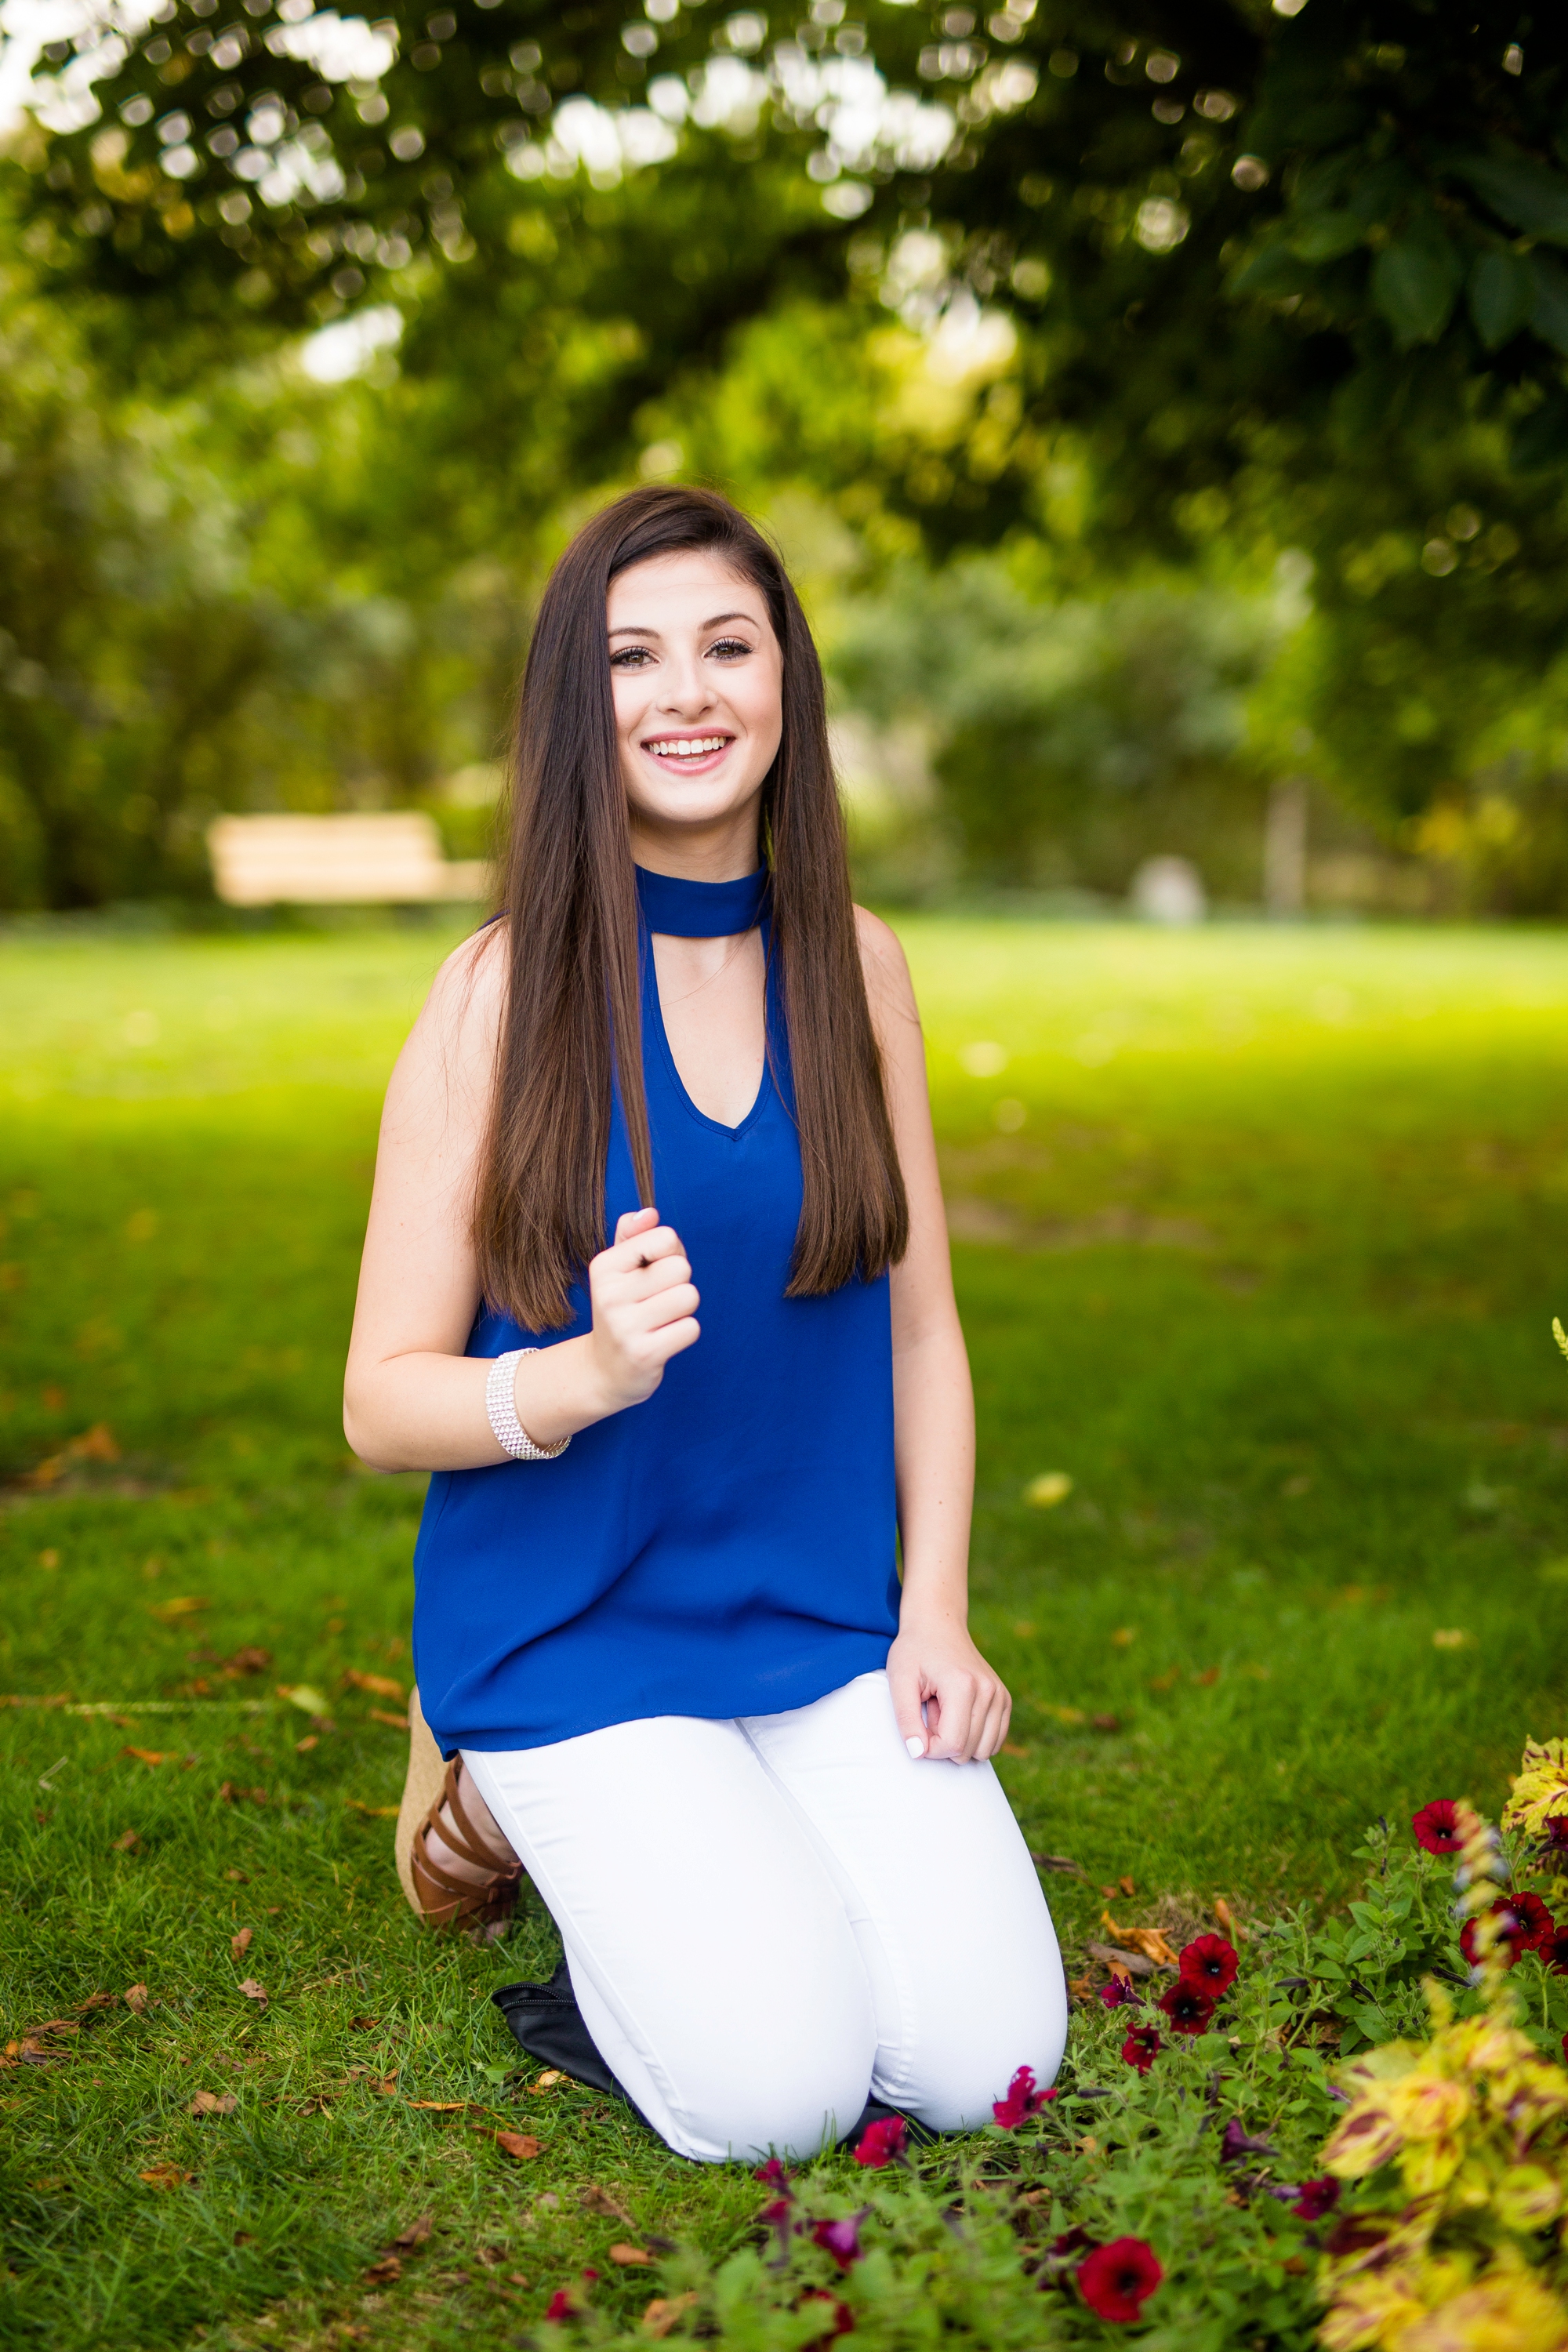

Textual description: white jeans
[463,1669,1066,2164]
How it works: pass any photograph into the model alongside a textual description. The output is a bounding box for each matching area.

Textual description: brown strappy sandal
[395,1685,524,1936]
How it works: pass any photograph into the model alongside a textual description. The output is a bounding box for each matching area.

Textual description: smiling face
[606,550,784,877]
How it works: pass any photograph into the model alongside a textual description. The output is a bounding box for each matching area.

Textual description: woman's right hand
[583,1205,701,1414]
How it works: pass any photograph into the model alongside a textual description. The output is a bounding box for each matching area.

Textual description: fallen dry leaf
[124,1984,149,2014]
[391,2213,434,2251]
[221,1646,272,1677]
[1148,1668,1180,1692]
[492,2131,543,2160]
[532,2069,566,2092]
[345,1798,398,1820]
[1214,1896,1246,1943]
[1030,1852,1086,1876]
[642,2292,699,2339]
[112,1829,140,1853]
[122,1746,171,1768]
[139,2162,194,2190]
[78,1992,118,2013]
[368,1708,408,1730]
[1085,1940,1155,1977]
[1100,1912,1180,1968]
[1000,1740,1031,1759]
[1119,1875,1136,1897]
[295,1734,319,1753]
[1041,1703,1086,1726]
[1109,1627,1138,1648]
[148,1595,208,1623]
[343,1670,407,1701]
[237,1979,268,2007]
[476,2245,506,2268]
[508,2272,532,2288]
[409,2100,466,2112]
[230,1928,252,1960]
[1091,1713,1122,1733]
[1192,1666,1221,1687]
[350,2015,379,2031]
[609,2245,653,2267]
[579,2186,635,2225]
[365,2256,401,2285]
[218,1782,267,1806]
[1432,1628,1473,1650]
[191,2091,237,2116]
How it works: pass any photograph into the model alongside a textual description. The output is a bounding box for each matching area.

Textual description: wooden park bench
[207,812,491,907]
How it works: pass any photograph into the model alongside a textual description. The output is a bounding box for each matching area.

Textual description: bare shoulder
[854,904,919,1026]
[394,920,507,1108]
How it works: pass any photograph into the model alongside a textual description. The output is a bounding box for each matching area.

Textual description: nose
[655,648,716,717]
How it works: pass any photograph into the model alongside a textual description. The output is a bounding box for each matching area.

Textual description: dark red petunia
[1076,2238,1164,2323]
[1538,1815,1568,1862]
[1292,2178,1341,2222]
[1537,1922,1568,1974]
[1120,2025,1162,2075]
[1178,1934,1239,1996]
[1157,1978,1217,2035]
[993,2064,1056,2129]
[812,2210,871,2273]
[1410,1799,1463,1857]
[1220,2118,1276,2164]
[798,2289,855,2343]
[1459,1892,1553,1969]
[544,2291,576,2323]
[854,2115,907,2169]
[1098,1976,1138,2010]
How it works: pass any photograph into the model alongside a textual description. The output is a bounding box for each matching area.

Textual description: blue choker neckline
[636,865,769,938]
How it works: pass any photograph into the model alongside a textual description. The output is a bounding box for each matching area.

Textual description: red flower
[798,2289,855,2343]
[992,2064,1056,2129]
[853,2116,906,2169]
[1156,1978,1216,2035]
[1120,2025,1162,2075]
[1411,1799,1463,1856]
[1178,1934,1238,1996]
[811,2211,871,2272]
[1460,1893,1553,1969]
[1538,1815,1568,1862]
[1291,2178,1341,2222]
[1098,1976,1138,2010]
[544,2291,577,2323]
[754,2158,793,2194]
[1076,2238,1164,2323]
[1537,1922,1568,1974]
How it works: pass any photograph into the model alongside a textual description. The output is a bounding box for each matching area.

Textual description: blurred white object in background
[208,813,488,906]
[1131,855,1207,925]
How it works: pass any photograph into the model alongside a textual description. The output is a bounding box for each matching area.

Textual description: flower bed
[549,1739,1568,2350]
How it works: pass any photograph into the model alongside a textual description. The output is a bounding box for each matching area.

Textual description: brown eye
[710,637,750,659]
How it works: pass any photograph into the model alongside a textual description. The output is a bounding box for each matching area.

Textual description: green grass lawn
[3,913,1567,2350]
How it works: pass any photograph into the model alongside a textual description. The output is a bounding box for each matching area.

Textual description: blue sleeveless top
[412,866,899,1755]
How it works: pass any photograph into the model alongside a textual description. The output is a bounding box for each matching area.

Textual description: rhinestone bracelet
[485,1348,571,1462]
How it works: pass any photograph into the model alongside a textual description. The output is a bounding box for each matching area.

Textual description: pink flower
[1120,2025,1161,2074]
[992,2064,1056,2129]
[811,2209,871,2272]
[853,2115,907,2169]
[1076,2238,1163,2323]
[544,2291,576,2322]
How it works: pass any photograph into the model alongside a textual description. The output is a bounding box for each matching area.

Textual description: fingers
[599,1220,689,1276]
[973,1682,1011,1763]
[924,1671,1009,1763]
[887,1661,929,1759]
[613,1206,660,1247]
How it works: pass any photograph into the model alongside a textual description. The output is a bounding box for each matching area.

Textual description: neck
[628,804,762,884]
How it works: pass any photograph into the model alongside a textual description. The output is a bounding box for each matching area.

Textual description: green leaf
[1290,211,1367,263]
[1456,152,1568,242]
[1469,250,1534,348]
[1510,390,1568,470]
[1229,241,1319,299]
[1371,232,1461,347]
[1529,253,1568,356]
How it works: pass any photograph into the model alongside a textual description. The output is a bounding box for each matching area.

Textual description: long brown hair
[472,484,909,1330]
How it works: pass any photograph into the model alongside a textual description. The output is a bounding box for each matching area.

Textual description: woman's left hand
[886,1614,1011,1763]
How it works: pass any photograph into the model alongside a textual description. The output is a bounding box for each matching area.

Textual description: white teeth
[648,737,727,757]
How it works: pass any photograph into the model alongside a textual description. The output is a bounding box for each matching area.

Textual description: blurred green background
[8,0,1568,917]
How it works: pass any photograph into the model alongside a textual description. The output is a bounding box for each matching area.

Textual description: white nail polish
[906,1735,925,1757]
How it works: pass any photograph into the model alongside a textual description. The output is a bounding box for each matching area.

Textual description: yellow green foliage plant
[1314,1779,1568,2351]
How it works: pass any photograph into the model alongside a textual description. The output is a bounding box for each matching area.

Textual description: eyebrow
[607,610,757,637]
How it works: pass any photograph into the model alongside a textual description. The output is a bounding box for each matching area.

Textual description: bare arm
[343,928,699,1472]
[858,909,1010,1765]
